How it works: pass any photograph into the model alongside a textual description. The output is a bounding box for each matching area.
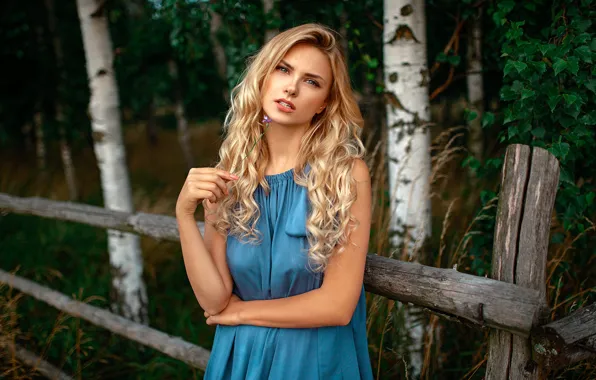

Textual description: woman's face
[261,43,332,127]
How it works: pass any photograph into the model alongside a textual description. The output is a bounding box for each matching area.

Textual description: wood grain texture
[0,269,211,370]
[532,303,596,372]
[1,340,74,380]
[487,144,531,380]
[1,192,545,336]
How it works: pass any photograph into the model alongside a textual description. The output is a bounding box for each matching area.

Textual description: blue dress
[204,168,373,379]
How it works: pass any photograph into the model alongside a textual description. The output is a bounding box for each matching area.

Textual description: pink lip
[274,98,296,110]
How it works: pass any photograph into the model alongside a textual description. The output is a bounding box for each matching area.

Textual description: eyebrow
[280,60,326,83]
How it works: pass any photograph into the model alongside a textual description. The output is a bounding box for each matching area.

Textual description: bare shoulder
[351,158,371,183]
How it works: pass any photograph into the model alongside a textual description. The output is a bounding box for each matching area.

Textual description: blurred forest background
[0,0,594,379]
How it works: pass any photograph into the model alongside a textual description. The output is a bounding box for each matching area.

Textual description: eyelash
[276,66,320,87]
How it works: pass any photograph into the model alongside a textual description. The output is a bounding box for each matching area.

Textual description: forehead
[281,43,332,80]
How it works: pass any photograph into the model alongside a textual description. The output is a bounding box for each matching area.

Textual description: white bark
[208,9,230,103]
[263,0,279,43]
[383,0,431,256]
[75,0,148,324]
[34,110,46,171]
[383,0,431,376]
[466,9,484,164]
[45,0,79,201]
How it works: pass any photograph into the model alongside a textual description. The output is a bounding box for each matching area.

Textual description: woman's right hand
[176,168,239,218]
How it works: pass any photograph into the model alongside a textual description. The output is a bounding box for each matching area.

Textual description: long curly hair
[212,23,366,272]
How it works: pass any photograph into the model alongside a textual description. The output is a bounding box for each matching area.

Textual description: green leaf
[547,95,561,112]
[567,56,580,75]
[508,125,519,139]
[482,112,495,128]
[587,192,595,206]
[531,127,545,138]
[503,108,515,124]
[436,52,448,62]
[467,110,478,122]
[584,78,596,94]
[591,39,596,51]
[548,141,570,160]
[521,88,535,100]
[553,58,567,76]
[563,94,579,105]
[504,60,527,77]
[367,58,379,69]
[539,44,555,56]
[529,61,547,74]
[574,45,593,63]
[447,55,461,66]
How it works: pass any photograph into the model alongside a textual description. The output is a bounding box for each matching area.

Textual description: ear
[317,103,327,115]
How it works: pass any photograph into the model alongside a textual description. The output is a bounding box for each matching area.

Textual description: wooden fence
[0,144,594,379]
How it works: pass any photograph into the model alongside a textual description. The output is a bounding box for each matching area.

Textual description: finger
[195,173,229,196]
[194,182,223,200]
[204,311,209,318]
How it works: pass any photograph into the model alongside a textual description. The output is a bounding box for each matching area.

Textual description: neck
[263,120,308,175]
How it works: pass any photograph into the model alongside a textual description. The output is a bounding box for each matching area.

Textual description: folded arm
[206,159,372,328]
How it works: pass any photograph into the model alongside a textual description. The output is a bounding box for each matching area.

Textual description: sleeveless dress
[204,168,373,380]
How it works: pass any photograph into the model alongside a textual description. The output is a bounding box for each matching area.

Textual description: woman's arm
[206,159,371,328]
[176,168,236,316]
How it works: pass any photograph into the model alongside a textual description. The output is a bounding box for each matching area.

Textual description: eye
[306,79,320,87]
[276,65,289,73]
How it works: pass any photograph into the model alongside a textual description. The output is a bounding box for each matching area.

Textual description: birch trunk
[45,0,79,201]
[75,0,148,324]
[34,109,46,171]
[263,0,279,43]
[383,0,431,376]
[209,9,230,103]
[466,8,484,166]
[168,59,194,169]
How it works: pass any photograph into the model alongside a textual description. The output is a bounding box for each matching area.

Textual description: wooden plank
[487,144,531,380]
[1,340,74,380]
[0,193,204,239]
[510,147,560,379]
[0,192,545,336]
[532,303,596,372]
[364,255,542,335]
[0,269,211,370]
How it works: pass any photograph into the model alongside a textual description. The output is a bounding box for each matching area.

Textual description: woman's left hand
[204,294,244,326]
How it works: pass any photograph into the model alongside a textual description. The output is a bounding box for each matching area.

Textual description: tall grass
[1,118,594,379]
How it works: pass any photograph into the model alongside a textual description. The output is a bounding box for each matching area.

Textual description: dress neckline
[265,168,294,184]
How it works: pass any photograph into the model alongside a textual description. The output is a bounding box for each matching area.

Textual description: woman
[176,23,373,379]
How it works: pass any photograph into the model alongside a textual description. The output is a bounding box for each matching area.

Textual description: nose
[284,77,299,97]
[284,85,296,97]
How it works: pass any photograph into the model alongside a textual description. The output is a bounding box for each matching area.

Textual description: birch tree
[466,8,485,166]
[263,0,279,43]
[75,0,148,324]
[45,0,79,201]
[383,0,431,376]
[168,58,194,169]
[208,8,230,103]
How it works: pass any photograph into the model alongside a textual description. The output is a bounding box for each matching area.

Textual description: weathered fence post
[486,144,560,379]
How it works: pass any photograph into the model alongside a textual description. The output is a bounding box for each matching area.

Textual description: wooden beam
[0,269,210,370]
[532,303,596,372]
[0,193,204,239]
[1,340,74,380]
[0,192,546,336]
[364,255,542,335]
[487,145,559,380]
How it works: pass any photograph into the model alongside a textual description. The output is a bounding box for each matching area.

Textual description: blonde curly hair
[212,23,366,272]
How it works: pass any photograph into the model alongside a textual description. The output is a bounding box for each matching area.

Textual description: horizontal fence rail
[1,340,74,380]
[0,192,544,336]
[0,269,210,370]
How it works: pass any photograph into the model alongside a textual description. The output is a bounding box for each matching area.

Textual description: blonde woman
[176,23,373,379]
